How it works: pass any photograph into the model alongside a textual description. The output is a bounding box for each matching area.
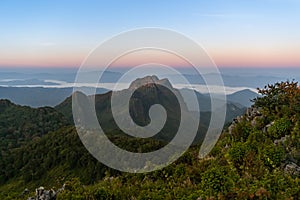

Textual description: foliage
[253,80,300,119]
[230,120,252,142]
[261,144,285,169]
[227,142,252,168]
[0,99,69,151]
[200,166,238,196]
[267,117,291,139]
[1,81,300,199]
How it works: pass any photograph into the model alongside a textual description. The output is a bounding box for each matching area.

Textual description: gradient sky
[0,0,299,68]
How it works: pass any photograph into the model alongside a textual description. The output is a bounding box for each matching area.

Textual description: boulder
[284,162,300,176]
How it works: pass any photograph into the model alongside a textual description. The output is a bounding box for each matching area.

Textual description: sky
[0,0,300,69]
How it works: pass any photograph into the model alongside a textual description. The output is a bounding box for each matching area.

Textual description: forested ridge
[0,81,299,199]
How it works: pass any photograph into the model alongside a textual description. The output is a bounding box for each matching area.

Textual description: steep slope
[0,81,299,200]
[56,76,246,142]
[54,81,300,200]
[57,76,208,143]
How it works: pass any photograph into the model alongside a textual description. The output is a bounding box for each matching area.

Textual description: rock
[266,122,274,128]
[104,176,115,181]
[251,118,257,126]
[129,75,173,90]
[274,135,290,146]
[21,188,30,196]
[236,116,243,123]
[251,115,264,127]
[284,162,300,176]
[228,106,267,135]
[228,124,235,135]
[27,184,65,200]
[263,121,274,133]
[245,107,261,119]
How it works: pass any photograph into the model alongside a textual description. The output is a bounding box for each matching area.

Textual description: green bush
[261,145,285,169]
[231,120,252,142]
[227,142,251,168]
[200,166,237,196]
[268,117,291,139]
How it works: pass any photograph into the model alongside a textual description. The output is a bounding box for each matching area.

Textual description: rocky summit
[129,75,173,90]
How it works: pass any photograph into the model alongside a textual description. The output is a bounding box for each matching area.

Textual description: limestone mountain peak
[129,75,173,90]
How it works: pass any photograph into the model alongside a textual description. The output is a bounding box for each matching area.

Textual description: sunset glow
[0,0,299,68]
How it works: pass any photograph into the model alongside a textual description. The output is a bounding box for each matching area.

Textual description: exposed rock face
[274,135,290,146]
[26,184,65,200]
[245,107,261,118]
[228,106,263,135]
[284,162,300,176]
[263,122,274,134]
[129,75,173,90]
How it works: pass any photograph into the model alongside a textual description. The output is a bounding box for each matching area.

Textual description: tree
[253,81,300,120]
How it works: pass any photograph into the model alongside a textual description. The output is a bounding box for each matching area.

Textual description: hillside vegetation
[55,81,300,199]
[0,81,299,199]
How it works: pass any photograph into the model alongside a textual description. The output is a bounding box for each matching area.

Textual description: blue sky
[0,0,299,68]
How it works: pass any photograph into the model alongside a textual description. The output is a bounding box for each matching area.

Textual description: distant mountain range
[0,71,123,83]
[0,79,59,86]
[0,84,258,109]
[1,69,298,88]
[1,69,281,109]
[0,87,108,107]
[227,89,259,107]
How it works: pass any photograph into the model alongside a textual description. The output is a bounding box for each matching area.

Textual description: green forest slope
[0,81,299,199]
